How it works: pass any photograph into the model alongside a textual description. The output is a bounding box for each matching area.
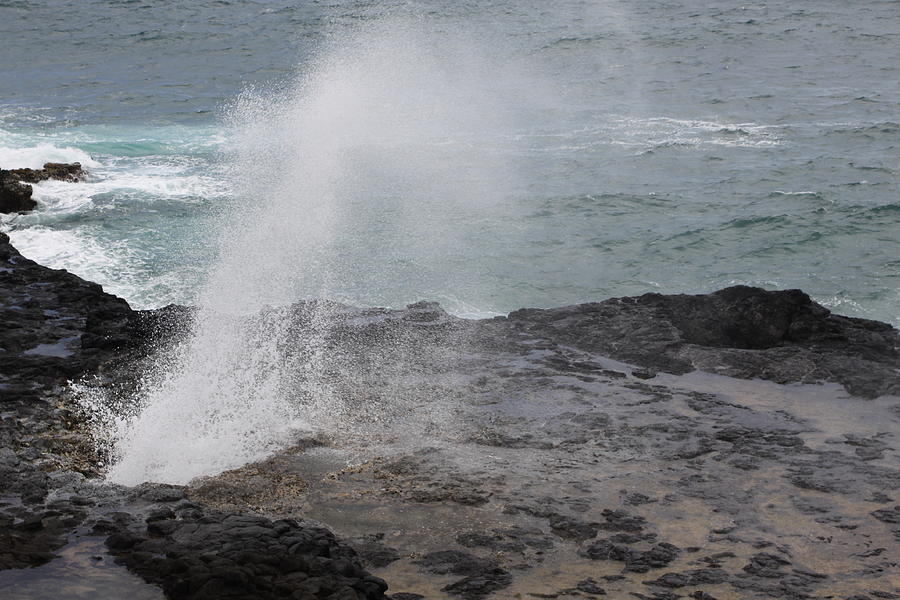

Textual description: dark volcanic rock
[645,569,729,588]
[0,504,87,569]
[575,577,606,594]
[742,552,791,578]
[441,569,513,600]
[8,161,86,183]
[598,508,647,532]
[413,550,499,577]
[0,231,145,568]
[0,168,36,213]
[352,535,402,569]
[501,285,900,397]
[103,510,388,600]
[548,514,601,541]
[870,506,900,524]
[414,551,512,599]
[579,538,680,573]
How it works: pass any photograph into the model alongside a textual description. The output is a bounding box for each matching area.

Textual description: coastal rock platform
[1,231,898,599]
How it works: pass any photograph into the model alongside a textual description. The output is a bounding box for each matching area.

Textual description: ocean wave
[822,121,900,135]
[709,138,781,147]
[16,172,226,221]
[768,190,823,198]
[848,164,895,174]
[604,116,782,149]
[515,115,784,153]
[863,202,900,215]
[651,138,700,149]
[0,142,101,169]
[663,226,710,241]
[723,214,791,229]
[543,34,610,49]
[637,116,776,135]
[0,121,227,159]
[529,193,670,218]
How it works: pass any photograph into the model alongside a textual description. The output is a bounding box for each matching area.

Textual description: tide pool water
[1,0,898,325]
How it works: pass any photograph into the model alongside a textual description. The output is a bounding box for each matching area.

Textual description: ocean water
[1,0,898,325]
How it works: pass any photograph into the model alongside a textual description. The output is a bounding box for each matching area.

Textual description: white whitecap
[0,143,101,170]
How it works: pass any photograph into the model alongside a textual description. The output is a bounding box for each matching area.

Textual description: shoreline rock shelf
[0,231,898,599]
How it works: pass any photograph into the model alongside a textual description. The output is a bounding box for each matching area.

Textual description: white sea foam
[25,172,225,215]
[7,227,127,288]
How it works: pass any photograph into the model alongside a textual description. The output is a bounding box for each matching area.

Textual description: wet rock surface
[1,233,899,599]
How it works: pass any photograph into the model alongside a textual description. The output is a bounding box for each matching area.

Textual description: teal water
[1,0,898,323]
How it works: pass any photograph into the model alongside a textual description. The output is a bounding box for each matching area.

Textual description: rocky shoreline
[1,231,898,599]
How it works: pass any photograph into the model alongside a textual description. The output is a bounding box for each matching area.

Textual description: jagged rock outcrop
[101,498,388,600]
[0,162,86,213]
[8,161,85,184]
[499,286,900,398]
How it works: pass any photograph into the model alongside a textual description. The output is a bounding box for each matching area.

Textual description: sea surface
[1,0,898,324]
